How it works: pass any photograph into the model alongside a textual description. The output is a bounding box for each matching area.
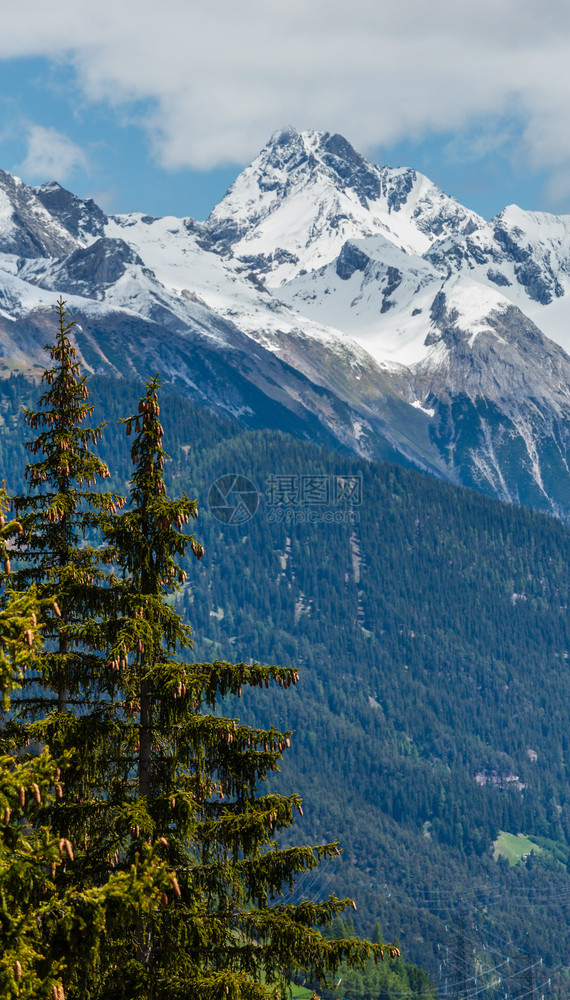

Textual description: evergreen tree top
[21,298,110,491]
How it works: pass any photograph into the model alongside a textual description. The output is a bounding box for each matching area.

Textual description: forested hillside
[3,371,570,996]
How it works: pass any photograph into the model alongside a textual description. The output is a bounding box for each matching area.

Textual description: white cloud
[1,0,570,186]
[17,125,87,182]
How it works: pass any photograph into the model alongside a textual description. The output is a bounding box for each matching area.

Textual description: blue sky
[0,1,568,222]
[0,56,240,219]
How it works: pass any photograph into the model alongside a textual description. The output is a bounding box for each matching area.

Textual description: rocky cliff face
[1,128,570,518]
[0,169,80,258]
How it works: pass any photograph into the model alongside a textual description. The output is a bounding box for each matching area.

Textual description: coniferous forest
[4,302,570,996]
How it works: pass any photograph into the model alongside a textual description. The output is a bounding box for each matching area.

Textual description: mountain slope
[176,416,570,998]
[4,376,569,996]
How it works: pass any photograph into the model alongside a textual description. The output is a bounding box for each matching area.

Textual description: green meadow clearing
[493,831,542,865]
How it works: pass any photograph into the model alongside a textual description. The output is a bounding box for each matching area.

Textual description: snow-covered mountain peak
[206,128,484,286]
[487,203,570,258]
[207,127,378,233]
[0,169,80,259]
[265,127,383,205]
[423,200,570,352]
[33,181,107,243]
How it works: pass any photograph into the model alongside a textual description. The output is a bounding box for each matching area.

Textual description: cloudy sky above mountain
[0,0,568,220]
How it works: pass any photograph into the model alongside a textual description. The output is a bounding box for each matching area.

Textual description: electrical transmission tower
[515,947,537,1000]
[453,911,471,1000]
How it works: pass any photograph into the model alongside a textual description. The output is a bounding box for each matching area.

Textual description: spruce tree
[7,296,135,878]
[11,296,124,713]
[0,485,173,1000]
[97,376,396,999]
